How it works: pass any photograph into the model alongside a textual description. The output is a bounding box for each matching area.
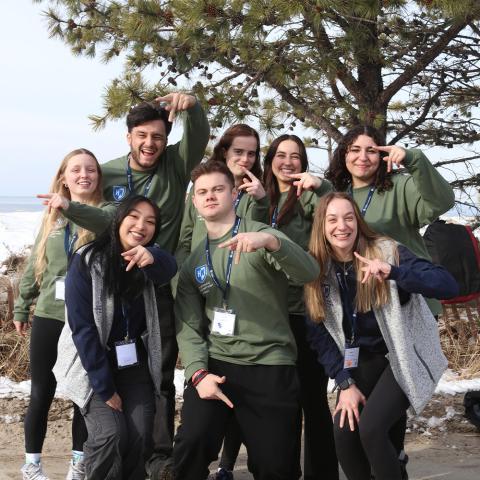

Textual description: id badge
[344,347,359,369]
[212,307,236,336]
[55,277,66,301]
[115,339,139,369]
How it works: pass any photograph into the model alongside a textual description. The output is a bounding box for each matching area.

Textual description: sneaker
[399,453,409,480]
[208,468,234,480]
[66,459,86,480]
[21,463,50,480]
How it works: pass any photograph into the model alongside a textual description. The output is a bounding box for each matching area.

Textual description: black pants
[218,315,339,480]
[147,286,178,474]
[333,353,409,480]
[82,359,155,480]
[173,359,301,480]
[24,316,87,453]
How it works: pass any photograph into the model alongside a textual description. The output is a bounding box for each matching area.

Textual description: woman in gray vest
[304,192,457,480]
[54,195,177,480]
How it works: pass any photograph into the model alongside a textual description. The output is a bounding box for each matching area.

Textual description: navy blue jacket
[306,245,458,386]
[65,246,177,401]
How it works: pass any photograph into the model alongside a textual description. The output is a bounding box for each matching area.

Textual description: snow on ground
[0,211,42,266]
[1,370,479,401]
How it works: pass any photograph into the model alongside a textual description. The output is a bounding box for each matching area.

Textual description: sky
[1,1,478,212]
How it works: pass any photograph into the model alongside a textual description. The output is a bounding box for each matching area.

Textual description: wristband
[191,369,209,387]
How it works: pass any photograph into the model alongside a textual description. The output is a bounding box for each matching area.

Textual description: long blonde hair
[305,192,397,323]
[34,149,104,283]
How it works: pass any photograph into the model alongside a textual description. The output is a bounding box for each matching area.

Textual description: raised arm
[401,149,455,228]
[165,96,210,182]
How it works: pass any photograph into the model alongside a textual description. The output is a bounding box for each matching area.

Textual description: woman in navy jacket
[304,192,457,480]
[54,195,177,480]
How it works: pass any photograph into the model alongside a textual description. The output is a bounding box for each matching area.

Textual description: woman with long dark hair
[262,134,337,480]
[54,195,177,480]
[13,148,111,480]
[304,192,457,480]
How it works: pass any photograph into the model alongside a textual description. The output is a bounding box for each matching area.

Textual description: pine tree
[33,0,480,194]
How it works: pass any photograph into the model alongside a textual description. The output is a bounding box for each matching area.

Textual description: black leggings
[333,353,409,480]
[24,316,88,453]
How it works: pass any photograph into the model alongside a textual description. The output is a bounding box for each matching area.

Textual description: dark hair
[210,124,262,180]
[325,126,393,193]
[263,134,309,227]
[126,102,173,136]
[191,160,235,189]
[81,195,161,300]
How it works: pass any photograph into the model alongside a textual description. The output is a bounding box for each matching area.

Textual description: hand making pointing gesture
[354,251,392,283]
[375,145,406,173]
[219,232,280,265]
[237,168,266,200]
[154,92,196,122]
[286,172,323,197]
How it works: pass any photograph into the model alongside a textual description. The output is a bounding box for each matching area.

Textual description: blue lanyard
[348,185,376,218]
[126,159,156,197]
[335,268,357,346]
[233,190,244,212]
[64,223,78,259]
[270,206,279,229]
[205,216,242,308]
[121,302,130,341]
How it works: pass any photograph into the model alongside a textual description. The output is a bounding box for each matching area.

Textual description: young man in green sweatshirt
[64,92,210,479]
[173,161,320,480]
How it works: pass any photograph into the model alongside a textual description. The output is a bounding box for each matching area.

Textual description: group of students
[13,92,459,480]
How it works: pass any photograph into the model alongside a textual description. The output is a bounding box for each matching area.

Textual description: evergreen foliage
[33,0,480,192]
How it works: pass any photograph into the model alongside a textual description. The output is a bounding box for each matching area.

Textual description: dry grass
[439,299,480,379]
[0,251,31,381]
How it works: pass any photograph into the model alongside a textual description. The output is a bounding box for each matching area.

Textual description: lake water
[0,196,44,213]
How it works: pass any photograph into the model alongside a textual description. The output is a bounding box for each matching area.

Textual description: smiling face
[127,119,167,171]
[324,198,358,261]
[271,140,303,192]
[118,201,157,251]
[62,153,99,202]
[345,134,381,188]
[192,172,236,222]
[224,135,258,183]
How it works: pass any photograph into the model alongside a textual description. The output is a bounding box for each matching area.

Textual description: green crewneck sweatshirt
[70,102,209,254]
[13,205,111,323]
[175,218,320,381]
[175,190,269,268]
[350,149,455,315]
[273,181,332,314]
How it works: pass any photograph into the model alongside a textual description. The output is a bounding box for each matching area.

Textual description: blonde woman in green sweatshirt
[13,149,112,480]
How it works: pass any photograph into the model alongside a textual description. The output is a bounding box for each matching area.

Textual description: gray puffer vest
[53,249,162,408]
[322,239,447,414]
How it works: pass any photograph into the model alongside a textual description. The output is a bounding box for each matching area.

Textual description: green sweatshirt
[350,148,455,315]
[274,180,333,314]
[175,219,320,381]
[175,190,269,268]
[13,205,111,323]
[101,102,209,253]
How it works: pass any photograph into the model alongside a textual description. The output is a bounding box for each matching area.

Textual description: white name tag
[344,347,360,369]
[115,339,139,369]
[55,278,65,301]
[212,308,236,336]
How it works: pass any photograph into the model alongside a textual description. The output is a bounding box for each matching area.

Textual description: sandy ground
[0,394,479,480]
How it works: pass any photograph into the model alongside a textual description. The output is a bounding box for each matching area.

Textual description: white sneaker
[66,459,86,480]
[21,463,50,480]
